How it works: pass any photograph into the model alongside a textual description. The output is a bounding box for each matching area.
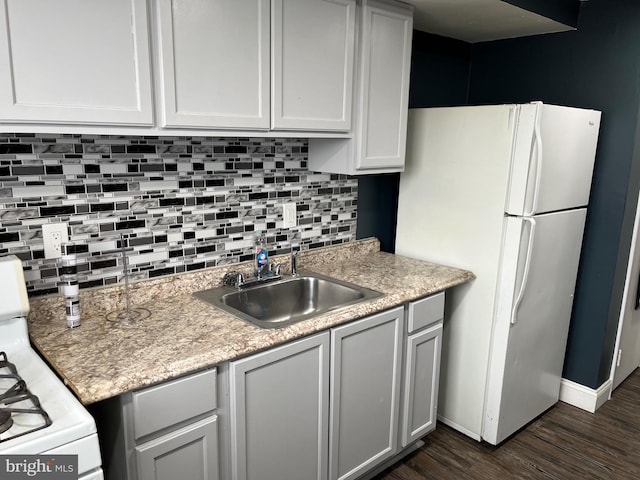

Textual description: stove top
[0,351,52,443]
[0,256,103,477]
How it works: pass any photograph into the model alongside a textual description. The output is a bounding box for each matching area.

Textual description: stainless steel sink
[194,270,382,328]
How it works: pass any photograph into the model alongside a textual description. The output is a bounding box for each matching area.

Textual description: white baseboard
[559,377,612,413]
[437,380,610,444]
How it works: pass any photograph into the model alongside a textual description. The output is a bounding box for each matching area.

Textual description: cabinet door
[329,307,404,480]
[155,0,270,130]
[400,322,443,447]
[0,0,153,125]
[230,332,330,480]
[355,0,412,170]
[135,416,219,480]
[272,0,355,131]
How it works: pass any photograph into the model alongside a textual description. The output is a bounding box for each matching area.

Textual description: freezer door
[506,102,601,216]
[483,208,587,445]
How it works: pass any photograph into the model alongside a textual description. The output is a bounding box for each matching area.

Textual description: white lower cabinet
[97,368,220,480]
[227,300,443,480]
[97,295,444,480]
[135,416,219,480]
[400,293,444,448]
[329,307,404,480]
[229,332,330,480]
[129,369,219,480]
[400,323,442,446]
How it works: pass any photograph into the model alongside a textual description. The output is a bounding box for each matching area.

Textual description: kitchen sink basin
[194,270,382,328]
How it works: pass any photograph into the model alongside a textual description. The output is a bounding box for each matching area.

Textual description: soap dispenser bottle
[255,231,268,277]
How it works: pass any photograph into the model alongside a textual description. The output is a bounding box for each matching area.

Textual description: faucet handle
[271,262,282,276]
[223,271,244,288]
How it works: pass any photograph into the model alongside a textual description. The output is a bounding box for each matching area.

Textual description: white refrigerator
[395,102,601,445]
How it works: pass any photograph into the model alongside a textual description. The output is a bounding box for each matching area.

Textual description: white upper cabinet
[0,0,383,136]
[308,0,413,174]
[156,0,355,133]
[355,0,412,170]
[271,0,355,131]
[0,0,153,126]
[155,0,270,130]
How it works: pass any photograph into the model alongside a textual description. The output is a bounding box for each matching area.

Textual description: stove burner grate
[0,351,53,443]
[0,352,17,375]
[0,376,26,402]
[0,409,12,434]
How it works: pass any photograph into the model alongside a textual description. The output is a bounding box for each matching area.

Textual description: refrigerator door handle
[526,108,543,216]
[511,217,537,325]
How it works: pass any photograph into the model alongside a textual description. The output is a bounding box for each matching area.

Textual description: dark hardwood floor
[375,369,640,479]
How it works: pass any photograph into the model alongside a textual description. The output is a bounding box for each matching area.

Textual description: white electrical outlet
[42,222,69,259]
[282,202,297,228]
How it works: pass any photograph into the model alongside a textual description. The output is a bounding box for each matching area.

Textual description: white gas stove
[0,255,103,479]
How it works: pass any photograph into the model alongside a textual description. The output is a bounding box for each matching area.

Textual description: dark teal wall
[356,32,471,252]
[407,31,472,108]
[356,173,399,252]
[468,0,640,388]
[357,0,640,390]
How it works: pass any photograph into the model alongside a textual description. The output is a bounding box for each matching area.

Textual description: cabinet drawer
[132,368,217,439]
[407,292,444,334]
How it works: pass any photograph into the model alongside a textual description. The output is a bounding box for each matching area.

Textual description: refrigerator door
[483,208,587,445]
[506,102,601,216]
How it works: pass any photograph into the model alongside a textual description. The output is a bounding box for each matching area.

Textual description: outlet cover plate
[42,222,69,259]
[282,202,297,228]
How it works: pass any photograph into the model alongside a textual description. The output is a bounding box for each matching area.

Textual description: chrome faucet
[291,249,299,276]
[255,261,269,280]
[223,262,285,289]
[223,271,244,288]
[271,262,282,276]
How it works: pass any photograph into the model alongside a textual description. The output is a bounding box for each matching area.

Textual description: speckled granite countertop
[27,238,474,405]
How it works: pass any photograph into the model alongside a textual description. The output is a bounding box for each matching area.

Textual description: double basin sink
[194,270,382,329]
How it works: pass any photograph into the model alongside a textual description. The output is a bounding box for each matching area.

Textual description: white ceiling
[405,0,575,43]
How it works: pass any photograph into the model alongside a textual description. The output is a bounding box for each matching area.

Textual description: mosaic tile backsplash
[0,133,357,296]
